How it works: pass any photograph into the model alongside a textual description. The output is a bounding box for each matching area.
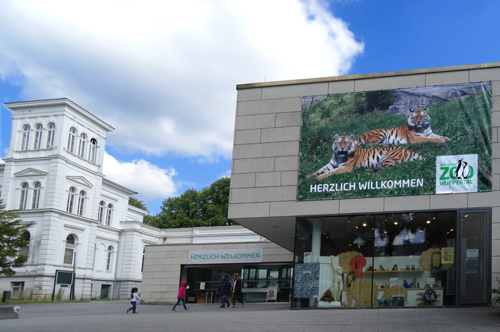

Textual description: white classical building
[0,98,163,300]
[0,98,281,302]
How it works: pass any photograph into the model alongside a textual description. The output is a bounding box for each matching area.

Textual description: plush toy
[320,289,335,302]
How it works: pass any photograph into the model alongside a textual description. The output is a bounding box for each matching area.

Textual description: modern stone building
[141,228,292,304]
[228,62,500,308]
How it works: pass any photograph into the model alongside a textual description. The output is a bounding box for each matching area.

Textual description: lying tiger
[357,107,448,146]
[311,134,425,180]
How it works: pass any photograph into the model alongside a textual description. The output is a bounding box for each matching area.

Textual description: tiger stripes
[357,108,448,146]
[311,134,425,180]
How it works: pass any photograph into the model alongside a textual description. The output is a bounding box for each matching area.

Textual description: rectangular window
[106,251,112,271]
[64,248,74,265]
[12,282,25,297]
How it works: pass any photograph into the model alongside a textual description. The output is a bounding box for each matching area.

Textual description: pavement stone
[1,301,500,332]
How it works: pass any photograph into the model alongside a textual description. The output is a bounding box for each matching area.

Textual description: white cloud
[102,151,177,199]
[0,0,363,160]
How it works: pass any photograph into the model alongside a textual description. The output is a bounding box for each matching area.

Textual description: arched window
[20,231,31,261]
[77,190,86,216]
[106,246,113,270]
[21,125,30,150]
[64,234,76,265]
[88,138,98,163]
[98,201,105,223]
[19,182,29,209]
[66,187,76,213]
[67,127,77,153]
[78,133,87,158]
[32,182,41,209]
[106,204,113,226]
[34,124,43,150]
[46,123,56,149]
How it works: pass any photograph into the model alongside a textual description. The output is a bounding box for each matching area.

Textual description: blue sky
[1,0,499,215]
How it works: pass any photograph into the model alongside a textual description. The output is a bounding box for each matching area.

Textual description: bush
[490,277,500,304]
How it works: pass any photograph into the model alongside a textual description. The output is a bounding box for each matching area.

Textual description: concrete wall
[229,63,500,289]
[141,241,292,304]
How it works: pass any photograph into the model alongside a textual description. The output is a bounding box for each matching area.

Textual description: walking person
[231,273,245,308]
[172,281,190,311]
[216,274,231,308]
[127,287,144,314]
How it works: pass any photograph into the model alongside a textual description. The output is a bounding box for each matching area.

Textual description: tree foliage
[128,197,148,212]
[145,177,230,229]
[0,199,30,276]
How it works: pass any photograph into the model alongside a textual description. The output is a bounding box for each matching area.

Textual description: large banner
[297,82,492,201]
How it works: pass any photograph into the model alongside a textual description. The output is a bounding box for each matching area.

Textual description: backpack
[424,288,436,302]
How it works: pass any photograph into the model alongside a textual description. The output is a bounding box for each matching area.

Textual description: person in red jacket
[171,281,190,311]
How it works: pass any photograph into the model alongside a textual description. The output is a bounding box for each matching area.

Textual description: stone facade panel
[233,142,299,159]
[256,172,281,187]
[262,83,328,99]
[233,158,275,173]
[261,127,300,143]
[470,68,500,83]
[275,156,299,171]
[355,74,425,92]
[339,197,384,213]
[384,195,430,211]
[430,193,469,209]
[238,98,300,116]
[231,186,296,203]
[230,173,256,188]
[235,114,275,130]
[425,70,470,86]
[492,80,499,96]
[276,112,301,127]
[236,88,262,102]
[281,171,298,186]
[328,80,355,94]
[228,202,270,218]
[235,129,261,144]
[270,200,339,217]
[468,191,500,208]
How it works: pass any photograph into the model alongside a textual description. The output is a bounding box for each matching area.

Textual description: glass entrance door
[458,210,490,304]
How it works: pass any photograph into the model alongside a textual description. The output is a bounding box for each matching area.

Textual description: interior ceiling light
[426,220,431,224]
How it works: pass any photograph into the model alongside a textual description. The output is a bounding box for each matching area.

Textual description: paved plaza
[1,301,500,332]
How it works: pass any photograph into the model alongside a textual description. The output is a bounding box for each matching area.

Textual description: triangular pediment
[66,176,93,188]
[14,168,48,177]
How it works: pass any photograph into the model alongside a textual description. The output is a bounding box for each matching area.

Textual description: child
[171,281,190,311]
[127,287,144,314]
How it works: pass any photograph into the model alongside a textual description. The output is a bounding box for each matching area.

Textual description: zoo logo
[439,158,474,180]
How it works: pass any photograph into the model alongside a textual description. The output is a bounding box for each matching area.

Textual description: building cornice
[5,98,115,132]
[236,61,500,90]
[102,177,137,195]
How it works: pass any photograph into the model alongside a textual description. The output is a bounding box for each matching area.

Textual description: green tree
[128,197,148,211]
[147,177,231,229]
[199,177,230,226]
[0,199,30,276]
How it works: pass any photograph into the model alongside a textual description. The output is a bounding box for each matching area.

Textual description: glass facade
[293,210,490,308]
[183,263,292,304]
